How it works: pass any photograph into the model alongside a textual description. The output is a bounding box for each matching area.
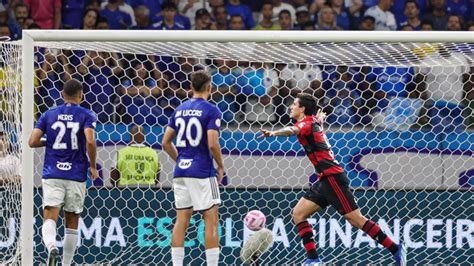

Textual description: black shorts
[303,173,359,215]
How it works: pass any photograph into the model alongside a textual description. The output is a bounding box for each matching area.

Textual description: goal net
[5,31,474,264]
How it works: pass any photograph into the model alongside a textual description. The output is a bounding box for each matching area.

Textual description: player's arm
[28,128,46,148]
[162,127,178,162]
[259,126,300,138]
[85,128,98,180]
[208,129,225,183]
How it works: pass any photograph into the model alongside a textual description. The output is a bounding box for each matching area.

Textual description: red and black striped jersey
[294,115,344,180]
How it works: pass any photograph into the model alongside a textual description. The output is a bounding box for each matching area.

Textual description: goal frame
[20,30,473,265]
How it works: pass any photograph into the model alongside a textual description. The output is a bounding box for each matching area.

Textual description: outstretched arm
[259,126,300,138]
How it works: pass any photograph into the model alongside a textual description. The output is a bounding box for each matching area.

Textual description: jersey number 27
[51,121,79,150]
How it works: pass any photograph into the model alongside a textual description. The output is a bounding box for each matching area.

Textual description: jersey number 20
[51,121,80,150]
[175,117,202,148]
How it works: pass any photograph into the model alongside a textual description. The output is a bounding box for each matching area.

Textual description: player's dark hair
[62,79,83,97]
[191,70,211,92]
[296,93,318,115]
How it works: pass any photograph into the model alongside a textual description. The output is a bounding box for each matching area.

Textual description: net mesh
[3,39,474,264]
[0,42,22,265]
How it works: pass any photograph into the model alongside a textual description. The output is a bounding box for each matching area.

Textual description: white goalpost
[8,30,473,265]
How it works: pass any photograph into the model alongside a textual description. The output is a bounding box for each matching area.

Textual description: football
[244,210,266,231]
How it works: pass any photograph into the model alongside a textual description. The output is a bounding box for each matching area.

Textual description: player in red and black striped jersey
[259,93,406,265]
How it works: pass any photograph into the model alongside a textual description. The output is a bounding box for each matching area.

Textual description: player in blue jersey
[162,70,225,266]
[28,79,98,266]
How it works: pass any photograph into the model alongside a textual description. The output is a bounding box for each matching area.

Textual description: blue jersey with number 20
[168,98,222,179]
[35,103,97,182]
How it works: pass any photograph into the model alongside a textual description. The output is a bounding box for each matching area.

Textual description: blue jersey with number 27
[35,103,97,182]
[168,98,222,179]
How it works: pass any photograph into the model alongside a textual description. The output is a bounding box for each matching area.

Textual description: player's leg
[62,180,86,266]
[292,182,328,263]
[322,174,404,263]
[171,178,194,266]
[171,208,193,266]
[189,177,221,266]
[63,212,80,266]
[202,205,219,266]
[42,179,66,266]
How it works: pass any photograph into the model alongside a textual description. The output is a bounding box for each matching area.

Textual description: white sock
[171,247,184,266]
[205,248,219,266]
[62,228,78,266]
[42,219,57,252]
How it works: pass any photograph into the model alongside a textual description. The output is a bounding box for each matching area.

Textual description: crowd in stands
[0,0,470,131]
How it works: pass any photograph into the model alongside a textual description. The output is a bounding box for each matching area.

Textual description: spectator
[194,8,216,30]
[128,0,162,23]
[294,9,311,30]
[86,0,102,11]
[398,0,422,30]
[0,4,21,40]
[364,0,396,30]
[358,15,375,30]
[0,127,21,186]
[110,125,160,187]
[390,0,427,24]
[62,0,86,29]
[278,10,292,30]
[81,8,99,29]
[152,1,187,30]
[78,51,123,122]
[254,1,281,30]
[263,0,296,24]
[401,24,414,30]
[445,0,469,18]
[423,0,448,30]
[119,60,163,125]
[329,0,351,30]
[35,49,71,114]
[213,5,228,30]
[100,0,132,29]
[280,63,322,97]
[13,3,28,28]
[323,66,360,126]
[96,16,110,29]
[179,0,211,27]
[417,47,470,105]
[211,59,240,123]
[101,0,136,26]
[316,5,342,30]
[446,14,463,31]
[415,48,471,131]
[24,0,61,29]
[341,0,364,19]
[131,5,153,29]
[236,62,276,123]
[0,23,10,39]
[301,21,316,30]
[229,14,245,30]
[225,0,254,29]
[420,19,433,30]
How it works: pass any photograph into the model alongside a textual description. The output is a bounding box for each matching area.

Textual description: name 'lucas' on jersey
[168,98,222,179]
[294,115,344,180]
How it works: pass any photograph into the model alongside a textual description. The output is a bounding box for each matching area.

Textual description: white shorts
[42,179,86,214]
[173,177,221,211]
